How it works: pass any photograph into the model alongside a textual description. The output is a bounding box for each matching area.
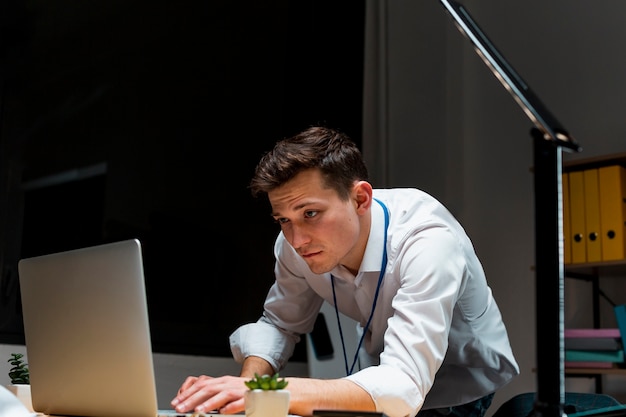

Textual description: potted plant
[7,353,30,385]
[244,373,290,417]
[5,353,33,412]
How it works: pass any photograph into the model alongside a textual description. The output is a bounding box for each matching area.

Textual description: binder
[563,173,571,264]
[568,170,587,263]
[583,169,602,262]
[598,165,626,261]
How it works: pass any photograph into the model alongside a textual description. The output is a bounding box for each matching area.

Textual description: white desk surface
[12,388,220,416]
[8,388,300,417]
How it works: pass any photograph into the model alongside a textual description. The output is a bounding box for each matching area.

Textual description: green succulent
[7,353,30,384]
[244,373,288,390]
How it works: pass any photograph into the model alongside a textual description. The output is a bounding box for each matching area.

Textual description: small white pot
[244,389,290,417]
[5,384,34,412]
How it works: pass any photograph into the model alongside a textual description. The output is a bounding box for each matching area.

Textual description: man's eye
[275,218,289,225]
[304,210,318,219]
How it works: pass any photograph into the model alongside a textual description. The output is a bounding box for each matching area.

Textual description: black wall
[0,1,365,359]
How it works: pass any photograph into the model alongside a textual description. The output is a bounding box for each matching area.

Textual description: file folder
[583,169,602,262]
[568,170,587,263]
[563,173,571,264]
[598,165,626,261]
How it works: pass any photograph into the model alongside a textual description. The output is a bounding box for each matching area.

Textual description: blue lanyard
[331,198,389,376]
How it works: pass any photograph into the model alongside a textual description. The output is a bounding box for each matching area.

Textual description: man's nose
[289,225,310,249]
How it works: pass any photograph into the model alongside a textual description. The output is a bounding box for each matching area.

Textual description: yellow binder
[598,165,626,261]
[583,168,602,262]
[562,173,571,264]
[568,170,587,263]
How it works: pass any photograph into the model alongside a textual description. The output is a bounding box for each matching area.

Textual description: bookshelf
[564,260,626,386]
[563,153,626,392]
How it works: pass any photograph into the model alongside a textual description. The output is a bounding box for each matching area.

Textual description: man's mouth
[300,250,321,259]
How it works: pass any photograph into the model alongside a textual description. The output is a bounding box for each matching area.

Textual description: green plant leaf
[7,353,30,384]
[244,372,288,390]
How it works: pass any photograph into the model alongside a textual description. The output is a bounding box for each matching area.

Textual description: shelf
[564,260,625,328]
[565,367,626,393]
[563,151,626,172]
[566,259,626,277]
[561,152,626,395]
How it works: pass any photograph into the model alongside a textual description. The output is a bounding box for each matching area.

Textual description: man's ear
[353,181,373,214]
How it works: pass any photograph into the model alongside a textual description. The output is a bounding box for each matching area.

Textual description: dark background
[0,0,365,360]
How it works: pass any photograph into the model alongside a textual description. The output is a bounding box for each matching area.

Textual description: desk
[6,387,205,416]
[7,386,300,417]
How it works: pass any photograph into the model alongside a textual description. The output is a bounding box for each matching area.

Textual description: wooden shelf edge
[563,151,626,171]
[566,259,626,269]
[565,259,626,277]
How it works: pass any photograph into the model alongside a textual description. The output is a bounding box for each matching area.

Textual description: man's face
[268,169,367,275]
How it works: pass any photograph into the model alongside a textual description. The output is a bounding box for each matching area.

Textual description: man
[171,126,519,417]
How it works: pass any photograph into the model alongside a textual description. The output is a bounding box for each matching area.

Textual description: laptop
[18,239,218,417]
[439,0,581,152]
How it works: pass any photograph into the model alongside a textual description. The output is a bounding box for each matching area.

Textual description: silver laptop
[18,239,214,417]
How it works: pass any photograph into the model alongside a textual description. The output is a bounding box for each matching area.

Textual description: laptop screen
[18,239,160,417]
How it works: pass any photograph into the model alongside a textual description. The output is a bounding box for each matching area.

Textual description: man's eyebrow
[270,202,313,217]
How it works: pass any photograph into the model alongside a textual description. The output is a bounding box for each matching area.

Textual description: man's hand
[171,375,249,414]
[171,357,274,414]
[170,355,375,416]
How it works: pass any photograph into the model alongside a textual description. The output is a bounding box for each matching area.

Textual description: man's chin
[304,261,333,275]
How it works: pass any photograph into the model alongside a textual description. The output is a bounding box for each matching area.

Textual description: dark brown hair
[250,126,369,201]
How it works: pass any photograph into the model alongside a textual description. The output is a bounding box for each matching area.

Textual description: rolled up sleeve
[229,317,300,372]
[346,364,421,417]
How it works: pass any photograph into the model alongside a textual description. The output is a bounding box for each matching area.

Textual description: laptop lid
[18,239,159,417]
[439,0,581,152]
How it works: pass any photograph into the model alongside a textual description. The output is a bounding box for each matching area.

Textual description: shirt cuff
[229,321,297,372]
[345,364,422,417]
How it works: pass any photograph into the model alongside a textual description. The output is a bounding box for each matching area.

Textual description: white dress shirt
[230,188,519,417]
